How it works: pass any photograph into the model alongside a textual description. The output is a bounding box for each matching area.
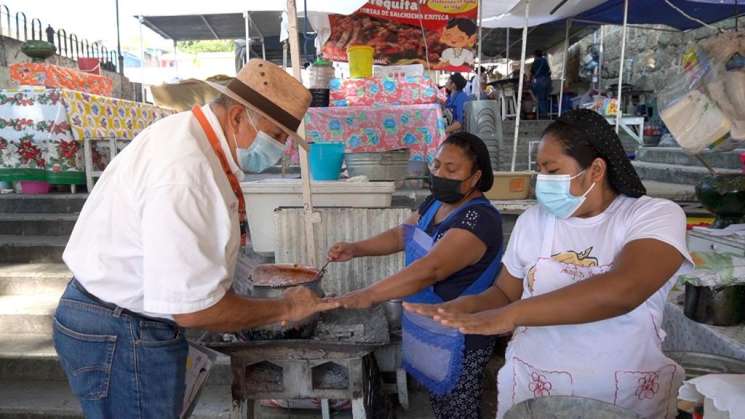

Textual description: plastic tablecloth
[662,289,745,362]
[301,104,446,163]
[10,63,113,96]
[0,87,172,185]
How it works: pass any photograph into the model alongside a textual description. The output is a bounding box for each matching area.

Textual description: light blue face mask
[535,171,596,219]
[233,110,285,173]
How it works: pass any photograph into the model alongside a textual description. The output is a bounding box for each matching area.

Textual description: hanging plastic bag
[659,46,732,153]
[700,32,745,141]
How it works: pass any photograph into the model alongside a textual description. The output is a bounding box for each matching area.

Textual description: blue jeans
[532,76,552,119]
[53,279,188,419]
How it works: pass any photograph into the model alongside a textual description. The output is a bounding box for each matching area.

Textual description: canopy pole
[615,0,629,135]
[287,0,317,266]
[283,40,288,69]
[244,11,250,64]
[172,40,178,76]
[138,16,146,102]
[115,0,123,74]
[511,0,531,172]
[558,19,571,116]
[477,0,483,80]
[598,25,604,90]
[506,28,510,70]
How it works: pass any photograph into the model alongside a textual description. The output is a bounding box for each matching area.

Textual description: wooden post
[287,0,317,266]
[510,0,531,172]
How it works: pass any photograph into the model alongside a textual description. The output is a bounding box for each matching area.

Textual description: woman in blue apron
[407,110,694,419]
[328,132,503,419]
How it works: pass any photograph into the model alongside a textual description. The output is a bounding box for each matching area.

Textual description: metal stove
[208,306,404,419]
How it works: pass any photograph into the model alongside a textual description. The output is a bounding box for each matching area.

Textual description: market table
[605,115,645,145]
[302,104,447,163]
[0,86,173,190]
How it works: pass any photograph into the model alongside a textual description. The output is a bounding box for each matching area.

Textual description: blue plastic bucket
[309,142,345,181]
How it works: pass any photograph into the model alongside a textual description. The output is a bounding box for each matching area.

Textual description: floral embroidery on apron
[496,211,684,419]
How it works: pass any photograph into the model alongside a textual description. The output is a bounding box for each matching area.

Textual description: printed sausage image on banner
[322,0,478,72]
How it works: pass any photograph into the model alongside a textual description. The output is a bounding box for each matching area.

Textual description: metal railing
[1,4,120,73]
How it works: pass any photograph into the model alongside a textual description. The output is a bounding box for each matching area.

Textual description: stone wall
[0,36,141,101]
[547,18,739,93]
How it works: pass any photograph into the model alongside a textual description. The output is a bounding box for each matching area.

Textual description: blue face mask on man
[232,109,285,173]
[535,170,596,219]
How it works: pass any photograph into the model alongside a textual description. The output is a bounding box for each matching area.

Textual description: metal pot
[504,396,641,419]
[684,283,745,326]
[383,299,402,330]
[245,264,323,339]
[695,174,745,229]
[665,351,745,380]
[345,149,411,181]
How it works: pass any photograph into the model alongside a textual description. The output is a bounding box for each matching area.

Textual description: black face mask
[429,173,475,204]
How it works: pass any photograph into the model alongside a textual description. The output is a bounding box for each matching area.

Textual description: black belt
[70,278,181,328]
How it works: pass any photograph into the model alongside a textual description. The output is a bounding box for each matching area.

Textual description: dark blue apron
[401,197,501,395]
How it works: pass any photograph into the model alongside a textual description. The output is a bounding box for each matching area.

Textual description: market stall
[0,86,172,191]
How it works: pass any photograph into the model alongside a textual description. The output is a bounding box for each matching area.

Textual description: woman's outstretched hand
[434,306,518,336]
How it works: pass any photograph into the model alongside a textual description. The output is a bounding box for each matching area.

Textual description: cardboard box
[484,171,535,200]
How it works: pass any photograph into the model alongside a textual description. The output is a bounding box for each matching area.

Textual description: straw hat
[206,59,312,148]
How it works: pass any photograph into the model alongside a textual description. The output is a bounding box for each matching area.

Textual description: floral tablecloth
[0,87,173,185]
[329,76,446,107]
[10,63,113,96]
[61,90,173,142]
[302,104,446,163]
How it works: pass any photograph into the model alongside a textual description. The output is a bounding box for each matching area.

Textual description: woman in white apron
[406,110,694,419]
[328,133,503,419]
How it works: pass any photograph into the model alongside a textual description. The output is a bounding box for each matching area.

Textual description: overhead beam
[200,15,220,39]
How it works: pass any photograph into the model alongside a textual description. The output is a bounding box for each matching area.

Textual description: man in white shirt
[53,59,337,419]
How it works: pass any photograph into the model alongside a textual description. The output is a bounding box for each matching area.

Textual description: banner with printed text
[322,0,479,72]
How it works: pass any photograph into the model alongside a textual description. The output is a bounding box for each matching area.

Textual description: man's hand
[282,286,339,323]
[435,305,518,336]
[333,289,376,310]
[328,242,357,262]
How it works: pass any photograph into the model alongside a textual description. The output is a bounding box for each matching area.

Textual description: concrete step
[0,264,70,295]
[0,333,232,386]
[0,235,67,263]
[637,147,744,170]
[0,379,233,419]
[632,161,740,186]
[0,214,77,237]
[0,194,86,214]
[642,180,698,202]
[0,379,435,419]
[0,294,58,334]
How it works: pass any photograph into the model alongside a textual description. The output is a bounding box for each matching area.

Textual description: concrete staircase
[499,120,553,172]
[0,194,235,418]
[632,147,744,202]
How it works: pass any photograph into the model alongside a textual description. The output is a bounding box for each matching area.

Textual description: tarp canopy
[481,0,607,28]
[576,0,744,31]
[138,12,310,41]
[132,1,367,16]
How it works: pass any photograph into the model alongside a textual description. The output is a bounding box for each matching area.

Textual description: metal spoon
[312,259,331,282]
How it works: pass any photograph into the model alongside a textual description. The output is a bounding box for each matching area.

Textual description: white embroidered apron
[496,213,684,419]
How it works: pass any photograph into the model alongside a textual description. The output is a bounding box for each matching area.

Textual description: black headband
[557,110,646,198]
[227,78,301,131]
